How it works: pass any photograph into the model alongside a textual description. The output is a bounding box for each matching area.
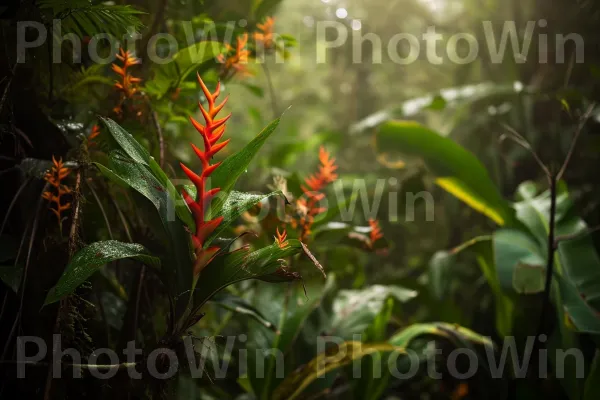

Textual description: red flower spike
[88,124,101,147]
[368,219,384,248]
[275,227,289,249]
[181,74,231,275]
[42,156,72,226]
[296,147,338,241]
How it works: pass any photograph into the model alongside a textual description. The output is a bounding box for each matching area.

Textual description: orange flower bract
[87,124,101,147]
[42,156,72,225]
[217,33,251,78]
[275,227,289,249]
[181,74,231,275]
[112,48,142,116]
[296,147,338,240]
[254,17,276,50]
[368,219,384,247]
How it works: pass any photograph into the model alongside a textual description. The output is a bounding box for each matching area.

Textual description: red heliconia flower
[302,147,338,193]
[368,219,384,248]
[87,124,101,147]
[295,146,338,240]
[217,33,252,78]
[254,17,276,50]
[274,227,289,249]
[111,48,142,116]
[181,74,231,275]
[42,156,72,225]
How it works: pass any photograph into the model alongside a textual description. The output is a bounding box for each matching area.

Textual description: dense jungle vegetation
[1,0,600,399]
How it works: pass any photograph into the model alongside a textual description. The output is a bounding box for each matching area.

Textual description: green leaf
[192,239,303,309]
[182,189,284,247]
[39,1,144,38]
[445,236,514,336]
[99,117,195,230]
[512,263,546,294]
[44,241,159,305]
[209,117,281,213]
[389,322,494,348]
[428,251,453,300]
[145,41,224,97]
[97,152,194,316]
[210,293,278,332]
[247,281,333,399]
[513,181,600,332]
[271,342,400,400]
[375,121,516,226]
[493,229,545,292]
[330,285,417,339]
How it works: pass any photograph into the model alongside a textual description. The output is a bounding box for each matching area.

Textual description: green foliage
[375,120,517,226]
[44,240,159,304]
[39,0,144,38]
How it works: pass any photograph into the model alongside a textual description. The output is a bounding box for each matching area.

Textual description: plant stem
[537,176,557,337]
[261,63,279,118]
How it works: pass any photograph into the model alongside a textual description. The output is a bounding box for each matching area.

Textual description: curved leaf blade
[375,121,516,226]
[44,241,159,305]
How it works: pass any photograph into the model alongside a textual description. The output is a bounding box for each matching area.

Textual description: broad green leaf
[210,118,281,213]
[272,341,401,400]
[96,152,193,317]
[44,241,159,305]
[192,239,303,309]
[512,263,545,294]
[513,181,600,332]
[330,285,417,339]
[493,229,545,292]
[375,121,516,226]
[99,117,195,230]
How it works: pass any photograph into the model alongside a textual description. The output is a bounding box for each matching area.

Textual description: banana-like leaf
[44,241,159,305]
[512,181,600,332]
[375,121,517,226]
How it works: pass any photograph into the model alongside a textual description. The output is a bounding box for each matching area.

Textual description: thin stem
[45,168,83,400]
[87,181,113,239]
[537,176,557,338]
[557,104,595,181]
[68,169,83,256]
[261,63,279,118]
